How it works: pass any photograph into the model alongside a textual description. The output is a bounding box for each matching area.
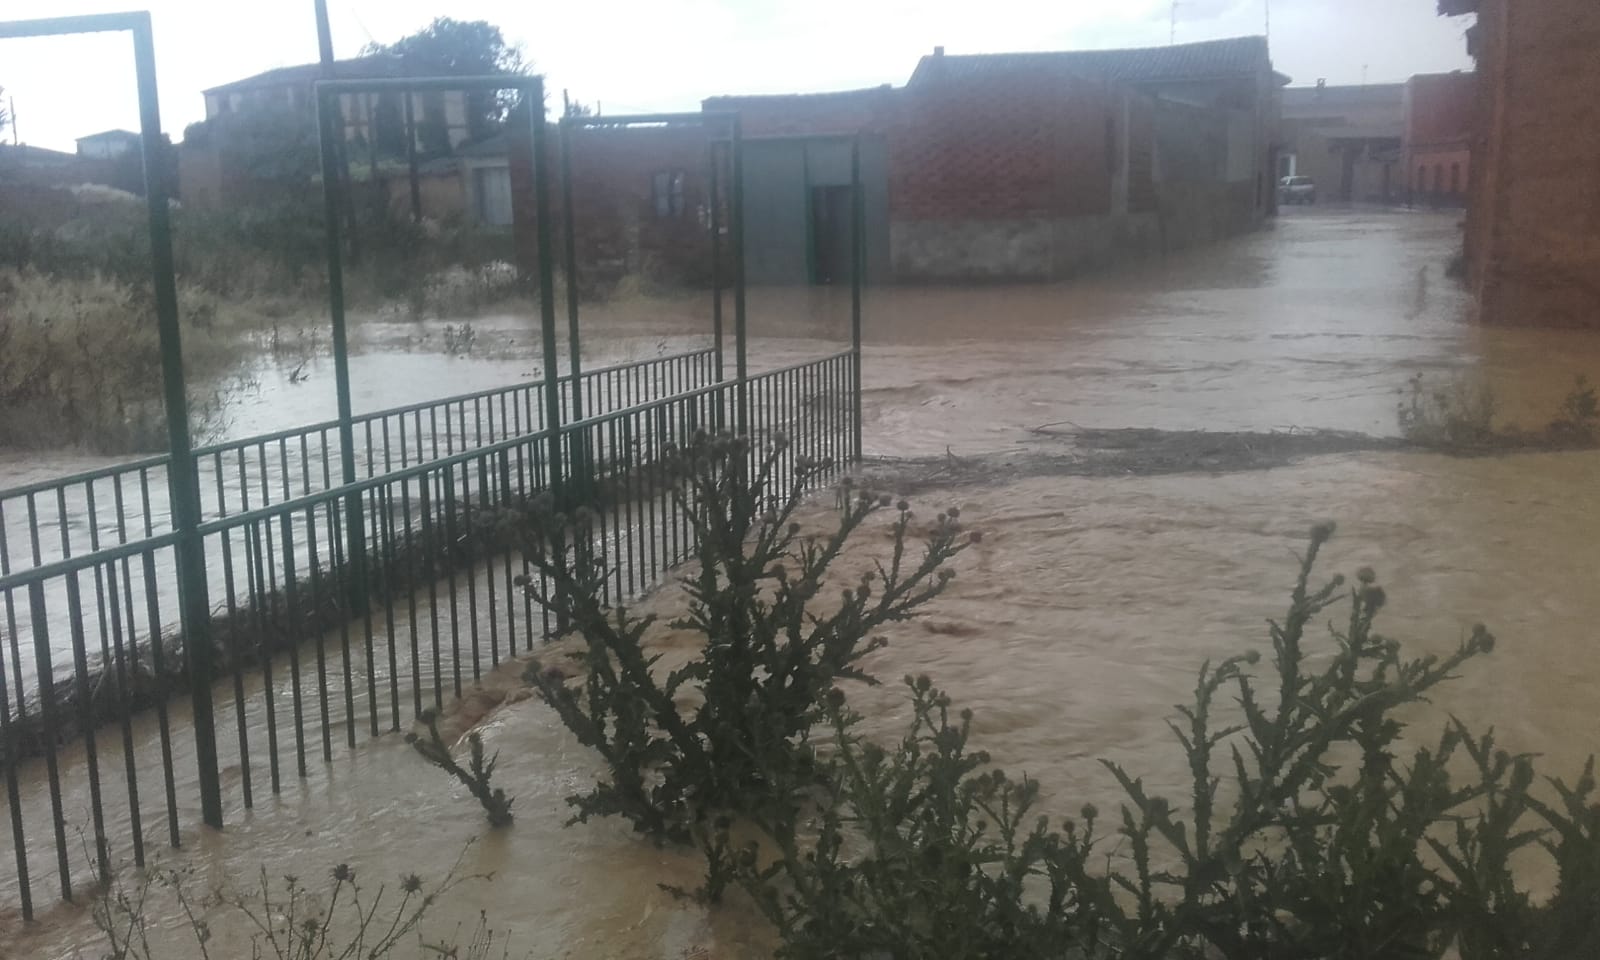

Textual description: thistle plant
[407,709,515,828]
[92,844,492,960]
[513,431,973,862]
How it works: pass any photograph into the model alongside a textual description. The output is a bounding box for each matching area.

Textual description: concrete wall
[1457,0,1600,327]
[890,213,1158,281]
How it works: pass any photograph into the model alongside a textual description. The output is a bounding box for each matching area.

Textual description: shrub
[512,432,971,858]
[0,267,251,452]
[1397,371,1498,447]
[91,844,503,959]
[407,709,515,828]
[1549,374,1598,440]
[732,523,1600,960]
[736,675,1104,960]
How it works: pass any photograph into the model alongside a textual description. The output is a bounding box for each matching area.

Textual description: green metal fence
[0,13,865,920]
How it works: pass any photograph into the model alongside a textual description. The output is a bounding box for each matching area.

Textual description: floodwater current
[5,208,1600,958]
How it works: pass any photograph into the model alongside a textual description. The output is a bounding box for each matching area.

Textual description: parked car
[1279,175,1317,205]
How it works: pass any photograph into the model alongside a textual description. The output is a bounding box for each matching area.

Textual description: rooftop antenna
[1170,1,1179,44]
[1362,63,1369,84]
[1265,0,1271,40]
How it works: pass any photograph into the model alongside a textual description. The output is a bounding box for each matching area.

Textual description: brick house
[706,35,1284,282]
[1402,72,1475,206]
[1440,0,1600,327]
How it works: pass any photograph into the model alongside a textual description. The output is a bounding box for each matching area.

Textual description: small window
[1417,165,1426,191]
[653,171,686,218]
[1450,163,1461,194]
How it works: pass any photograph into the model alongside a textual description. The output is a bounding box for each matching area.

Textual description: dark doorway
[809,185,853,285]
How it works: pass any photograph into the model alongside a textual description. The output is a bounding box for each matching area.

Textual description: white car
[1279,176,1317,205]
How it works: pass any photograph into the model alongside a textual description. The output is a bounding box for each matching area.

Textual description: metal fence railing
[0,351,717,691]
[0,350,856,917]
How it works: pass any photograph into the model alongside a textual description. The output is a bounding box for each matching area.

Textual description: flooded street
[7,208,1600,958]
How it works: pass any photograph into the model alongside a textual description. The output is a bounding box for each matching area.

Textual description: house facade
[200,57,472,152]
[1440,0,1600,327]
[75,129,141,160]
[705,35,1284,283]
[1280,83,1405,203]
[1402,72,1475,206]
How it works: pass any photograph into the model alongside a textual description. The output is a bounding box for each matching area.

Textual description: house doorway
[809,185,853,285]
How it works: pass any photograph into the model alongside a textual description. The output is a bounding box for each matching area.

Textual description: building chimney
[933,45,945,57]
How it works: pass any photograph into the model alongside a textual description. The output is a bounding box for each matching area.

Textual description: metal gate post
[560,120,584,425]
[133,13,224,829]
[531,83,566,500]
[314,86,370,655]
[709,139,725,388]
[850,134,865,463]
[731,116,749,437]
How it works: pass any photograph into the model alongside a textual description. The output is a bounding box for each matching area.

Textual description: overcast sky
[3,0,1474,151]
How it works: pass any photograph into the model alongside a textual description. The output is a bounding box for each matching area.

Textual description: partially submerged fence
[0,13,866,920]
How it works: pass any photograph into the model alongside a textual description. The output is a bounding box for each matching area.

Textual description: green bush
[738,675,1103,959]
[513,433,971,858]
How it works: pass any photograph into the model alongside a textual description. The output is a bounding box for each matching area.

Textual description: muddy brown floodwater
[8,209,1600,959]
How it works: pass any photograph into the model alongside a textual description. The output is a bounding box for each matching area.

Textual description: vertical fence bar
[0,597,31,919]
[27,584,70,900]
[133,12,224,829]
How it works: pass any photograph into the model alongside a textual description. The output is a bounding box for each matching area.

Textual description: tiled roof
[703,85,895,108]
[908,36,1271,87]
[203,55,415,95]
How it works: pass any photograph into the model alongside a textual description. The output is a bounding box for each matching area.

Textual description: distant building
[1439,0,1600,328]
[183,56,475,209]
[1402,73,1475,206]
[75,129,141,160]
[200,56,471,152]
[1280,82,1405,203]
[705,36,1285,283]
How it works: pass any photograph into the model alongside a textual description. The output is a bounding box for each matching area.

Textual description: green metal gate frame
[0,14,867,923]
[0,14,226,850]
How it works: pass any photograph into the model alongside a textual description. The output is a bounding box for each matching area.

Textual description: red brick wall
[709,76,1122,224]
[888,72,1117,221]
[1459,0,1600,327]
[1405,73,1476,150]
